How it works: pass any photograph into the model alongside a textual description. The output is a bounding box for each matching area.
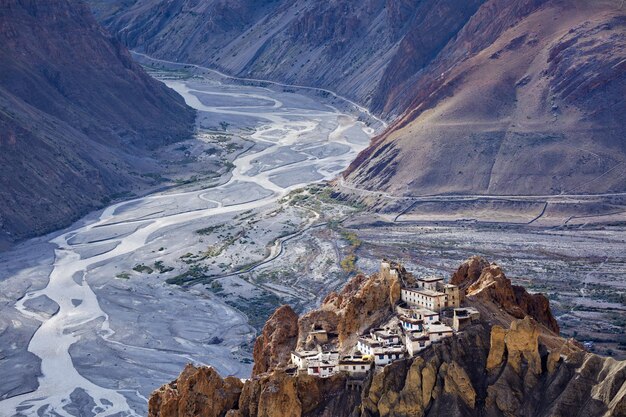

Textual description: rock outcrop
[298,268,402,352]
[452,256,559,334]
[148,364,242,417]
[0,0,195,245]
[149,258,625,417]
[252,305,299,377]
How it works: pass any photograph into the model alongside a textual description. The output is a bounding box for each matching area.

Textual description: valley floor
[1,57,624,417]
[0,64,377,417]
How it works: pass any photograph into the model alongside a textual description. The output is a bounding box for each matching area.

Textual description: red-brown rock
[149,364,242,417]
[252,305,299,376]
[454,257,560,334]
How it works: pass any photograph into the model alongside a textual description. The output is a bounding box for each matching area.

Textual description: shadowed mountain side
[88,0,485,115]
[90,0,626,198]
[0,0,195,244]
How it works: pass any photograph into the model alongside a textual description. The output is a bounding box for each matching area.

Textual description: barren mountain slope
[88,0,486,114]
[344,0,626,196]
[93,0,626,198]
[0,0,195,245]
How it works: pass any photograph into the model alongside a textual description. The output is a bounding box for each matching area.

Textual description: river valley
[1,59,625,417]
[0,62,379,416]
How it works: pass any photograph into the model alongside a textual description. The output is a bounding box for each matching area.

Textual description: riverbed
[0,66,379,416]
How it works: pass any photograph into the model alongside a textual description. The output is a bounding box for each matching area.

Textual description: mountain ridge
[0,0,195,245]
[89,0,626,199]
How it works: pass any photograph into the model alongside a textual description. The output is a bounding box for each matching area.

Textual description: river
[0,64,380,416]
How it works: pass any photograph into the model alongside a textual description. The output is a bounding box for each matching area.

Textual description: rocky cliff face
[452,256,559,334]
[297,268,403,352]
[0,0,195,245]
[148,257,626,417]
[252,305,299,377]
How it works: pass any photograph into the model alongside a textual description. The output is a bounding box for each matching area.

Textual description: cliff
[0,0,195,245]
[452,256,559,334]
[148,257,626,417]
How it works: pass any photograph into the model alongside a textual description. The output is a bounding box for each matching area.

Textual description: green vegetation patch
[133,264,154,274]
[226,291,283,330]
[154,261,174,274]
[195,224,224,236]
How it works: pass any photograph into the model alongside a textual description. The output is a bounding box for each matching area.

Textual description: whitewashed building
[405,331,431,356]
[291,350,319,370]
[426,323,454,343]
[338,356,373,376]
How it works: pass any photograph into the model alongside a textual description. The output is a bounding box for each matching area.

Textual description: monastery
[289,260,480,378]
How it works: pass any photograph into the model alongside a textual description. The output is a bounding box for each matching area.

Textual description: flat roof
[399,315,423,324]
[427,324,453,332]
[339,359,371,365]
[292,350,319,358]
[411,308,439,316]
[403,288,446,297]
[373,329,401,337]
[418,276,444,282]
[408,333,430,341]
[359,337,382,347]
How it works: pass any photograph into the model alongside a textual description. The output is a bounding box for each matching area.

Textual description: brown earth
[344,0,626,197]
[452,256,560,333]
[148,257,626,417]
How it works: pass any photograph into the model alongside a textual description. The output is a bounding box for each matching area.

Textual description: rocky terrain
[148,257,626,417]
[344,0,626,197]
[90,0,626,197]
[87,0,484,115]
[0,0,195,246]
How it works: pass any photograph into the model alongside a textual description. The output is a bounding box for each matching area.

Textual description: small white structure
[405,331,431,356]
[427,323,454,343]
[401,288,448,311]
[307,360,338,378]
[338,356,373,376]
[416,275,444,291]
[291,350,319,370]
[399,315,423,332]
[411,308,440,323]
[372,346,405,366]
[357,337,405,366]
[371,328,401,346]
[452,307,480,331]
[401,277,461,311]
[442,284,461,309]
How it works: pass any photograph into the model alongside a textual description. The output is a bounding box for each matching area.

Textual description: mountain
[343,0,626,197]
[0,0,195,246]
[147,257,626,417]
[88,0,487,115]
[90,0,625,198]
